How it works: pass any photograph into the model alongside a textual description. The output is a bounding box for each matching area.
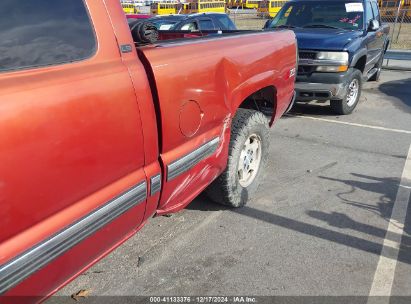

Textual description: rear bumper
[295,69,354,102]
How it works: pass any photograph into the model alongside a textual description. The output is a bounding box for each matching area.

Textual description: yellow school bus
[379,0,403,9]
[187,0,226,13]
[122,2,138,14]
[180,3,191,13]
[243,0,260,9]
[257,0,287,17]
[150,2,178,15]
[379,0,400,19]
[226,0,243,8]
[379,0,411,20]
[404,0,411,17]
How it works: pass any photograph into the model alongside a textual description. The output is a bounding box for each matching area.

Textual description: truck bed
[137,30,297,213]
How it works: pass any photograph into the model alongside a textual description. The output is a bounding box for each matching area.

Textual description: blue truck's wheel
[206,109,269,208]
[330,69,362,115]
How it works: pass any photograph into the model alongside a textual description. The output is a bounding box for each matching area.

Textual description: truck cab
[265,0,390,114]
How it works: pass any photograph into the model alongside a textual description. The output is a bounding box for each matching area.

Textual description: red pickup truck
[0,0,296,300]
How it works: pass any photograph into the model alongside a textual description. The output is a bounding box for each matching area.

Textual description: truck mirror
[368,19,380,31]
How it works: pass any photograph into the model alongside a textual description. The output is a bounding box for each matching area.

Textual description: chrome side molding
[0,181,147,294]
[150,174,161,196]
[167,137,220,181]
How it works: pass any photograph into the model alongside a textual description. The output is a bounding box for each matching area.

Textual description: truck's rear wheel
[330,69,362,115]
[206,109,269,208]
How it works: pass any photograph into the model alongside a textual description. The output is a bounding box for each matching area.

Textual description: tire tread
[206,109,269,207]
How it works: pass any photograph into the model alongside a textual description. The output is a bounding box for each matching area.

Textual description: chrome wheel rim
[346,78,359,107]
[238,134,262,188]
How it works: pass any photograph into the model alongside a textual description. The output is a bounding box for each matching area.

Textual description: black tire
[330,69,362,115]
[130,21,158,44]
[206,109,269,208]
[369,52,384,82]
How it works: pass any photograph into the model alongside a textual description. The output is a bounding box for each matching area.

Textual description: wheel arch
[350,49,368,73]
[231,79,280,128]
[237,86,278,123]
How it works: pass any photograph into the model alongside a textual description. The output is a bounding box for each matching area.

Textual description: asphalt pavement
[51,70,411,302]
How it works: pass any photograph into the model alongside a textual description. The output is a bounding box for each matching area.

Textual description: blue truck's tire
[206,109,269,208]
[330,69,362,115]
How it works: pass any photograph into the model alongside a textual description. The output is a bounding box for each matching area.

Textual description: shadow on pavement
[187,193,230,212]
[287,103,337,117]
[308,211,388,238]
[378,77,411,113]
[234,205,410,264]
[188,171,411,264]
[306,209,411,265]
[318,173,398,220]
[188,195,411,265]
[316,172,411,264]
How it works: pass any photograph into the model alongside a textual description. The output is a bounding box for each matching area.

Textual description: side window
[365,1,375,25]
[198,19,216,30]
[181,22,198,31]
[0,0,96,73]
[216,15,237,30]
[276,6,294,25]
[371,1,381,22]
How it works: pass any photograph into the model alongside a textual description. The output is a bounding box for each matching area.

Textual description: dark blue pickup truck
[265,0,390,114]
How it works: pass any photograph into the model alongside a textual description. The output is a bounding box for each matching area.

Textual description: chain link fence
[381,6,411,49]
[228,9,269,30]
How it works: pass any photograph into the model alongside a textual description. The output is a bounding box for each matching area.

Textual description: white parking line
[368,144,411,300]
[288,115,411,135]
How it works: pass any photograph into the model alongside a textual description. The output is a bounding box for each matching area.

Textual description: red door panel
[0,0,147,295]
